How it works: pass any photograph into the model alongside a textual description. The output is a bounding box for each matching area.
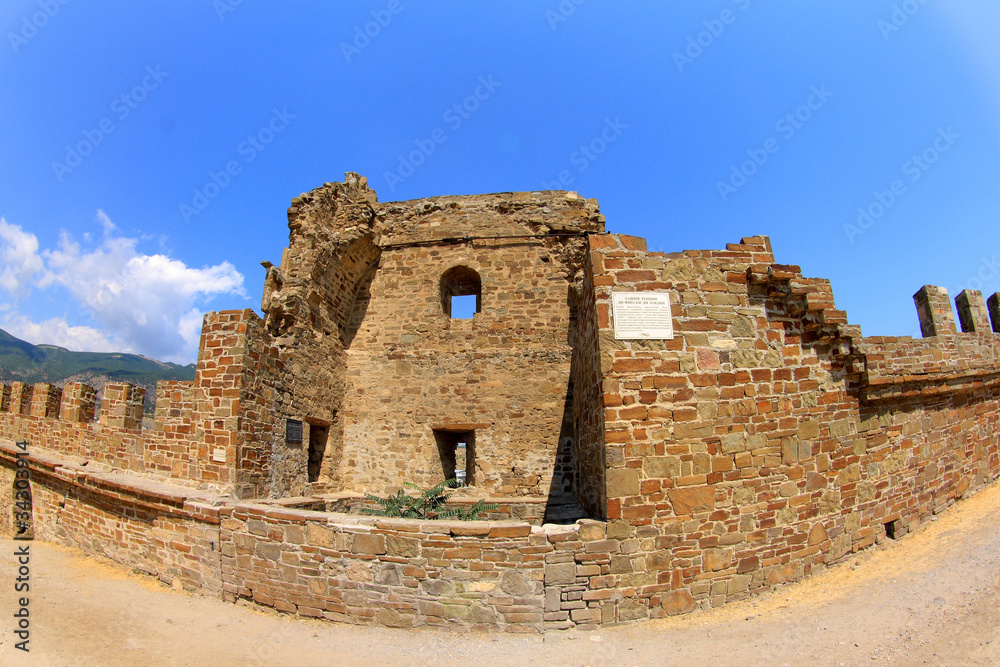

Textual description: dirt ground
[2,482,999,667]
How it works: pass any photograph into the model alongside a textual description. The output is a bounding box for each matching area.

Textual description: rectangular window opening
[433,429,475,486]
[884,519,897,540]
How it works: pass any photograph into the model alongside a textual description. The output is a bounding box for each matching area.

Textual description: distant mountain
[0,328,195,413]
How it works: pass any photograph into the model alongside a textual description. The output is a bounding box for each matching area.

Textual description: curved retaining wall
[3,436,998,632]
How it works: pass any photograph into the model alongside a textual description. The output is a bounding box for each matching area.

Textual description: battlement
[915,285,1000,336]
[0,309,279,496]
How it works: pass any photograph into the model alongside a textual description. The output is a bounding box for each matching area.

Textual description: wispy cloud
[0,211,245,363]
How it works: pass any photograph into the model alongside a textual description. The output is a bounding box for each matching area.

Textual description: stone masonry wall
[580,233,1000,617]
[3,176,1000,632]
[0,309,279,498]
[263,174,606,500]
[0,440,613,632]
[0,442,223,594]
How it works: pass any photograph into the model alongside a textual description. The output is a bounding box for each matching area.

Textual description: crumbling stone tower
[261,173,605,503]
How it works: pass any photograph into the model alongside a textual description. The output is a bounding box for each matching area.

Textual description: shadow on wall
[543,375,583,523]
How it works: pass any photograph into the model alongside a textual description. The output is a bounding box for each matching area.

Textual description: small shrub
[362,479,498,520]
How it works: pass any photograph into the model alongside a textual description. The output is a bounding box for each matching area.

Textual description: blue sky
[2,1,999,363]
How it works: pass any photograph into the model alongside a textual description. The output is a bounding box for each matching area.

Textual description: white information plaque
[612,292,674,340]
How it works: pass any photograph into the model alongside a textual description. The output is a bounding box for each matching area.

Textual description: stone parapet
[61,382,97,423]
[30,383,62,419]
[10,382,32,415]
[914,285,957,337]
[956,289,991,333]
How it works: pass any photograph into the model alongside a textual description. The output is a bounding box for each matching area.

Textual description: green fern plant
[362,479,498,520]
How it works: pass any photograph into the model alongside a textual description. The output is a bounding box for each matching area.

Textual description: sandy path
[2,481,999,666]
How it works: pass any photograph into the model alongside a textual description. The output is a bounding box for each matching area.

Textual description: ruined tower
[260,173,605,506]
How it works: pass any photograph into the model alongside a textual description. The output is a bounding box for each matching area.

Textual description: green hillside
[0,328,195,412]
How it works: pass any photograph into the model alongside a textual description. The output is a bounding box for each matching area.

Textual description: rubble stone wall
[262,175,606,498]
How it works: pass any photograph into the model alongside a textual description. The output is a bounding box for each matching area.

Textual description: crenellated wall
[576,233,1000,617]
[0,309,280,497]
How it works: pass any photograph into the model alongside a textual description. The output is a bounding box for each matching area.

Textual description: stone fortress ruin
[2,172,999,632]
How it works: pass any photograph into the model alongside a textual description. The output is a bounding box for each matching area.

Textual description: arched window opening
[440,266,481,319]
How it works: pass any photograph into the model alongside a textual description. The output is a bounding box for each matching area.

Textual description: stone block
[545,562,577,586]
[797,420,820,440]
[721,433,746,454]
[352,533,387,555]
[306,523,335,548]
[607,468,640,497]
[661,590,696,616]
[489,525,531,538]
[644,456,681,479]
[703,548,732,572]
[668,486,715,516]
[386,534,419,558]
[500,570,534,596]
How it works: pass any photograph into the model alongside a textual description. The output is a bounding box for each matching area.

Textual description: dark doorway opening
[307,422,330,483]
[433,429,475,486]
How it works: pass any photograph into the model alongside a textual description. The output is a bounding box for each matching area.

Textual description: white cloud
[3,315,125,354]
[0,211,246,363]
[0,218,44,296]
